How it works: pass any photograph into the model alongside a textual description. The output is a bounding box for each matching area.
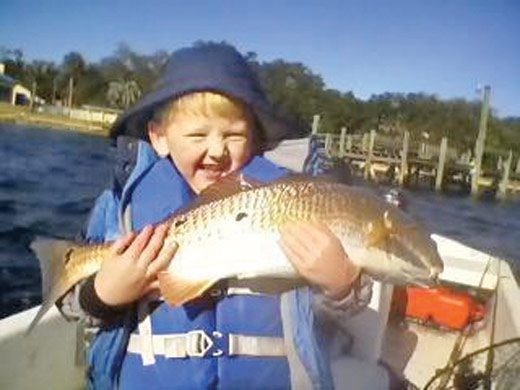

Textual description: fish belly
[168,232,297,282]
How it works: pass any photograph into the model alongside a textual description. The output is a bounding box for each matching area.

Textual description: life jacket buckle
[186,330,213,357]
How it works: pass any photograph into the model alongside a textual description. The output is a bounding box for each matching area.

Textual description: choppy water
[0,124,519,319]
[0,124,113,318]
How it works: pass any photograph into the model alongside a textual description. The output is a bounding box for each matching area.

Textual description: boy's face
[149,112,254,193]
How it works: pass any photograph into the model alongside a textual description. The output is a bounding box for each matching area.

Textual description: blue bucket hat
[110,43,290,150]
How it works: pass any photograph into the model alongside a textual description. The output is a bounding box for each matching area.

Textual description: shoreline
[0,104,110,137]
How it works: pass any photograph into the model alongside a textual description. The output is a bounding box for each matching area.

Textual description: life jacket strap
[137,299,155,365]
[228,334,286,357]
[127,331,286,361]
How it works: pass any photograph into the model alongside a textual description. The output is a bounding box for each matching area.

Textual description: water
[0,124,113,318]
[0,124,519,319]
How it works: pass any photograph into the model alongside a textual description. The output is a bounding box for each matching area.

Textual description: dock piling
[364,130,376,180]
[311,115,320,135]
[339,127,347,157]
[346,135,352,152]
[325,133,333,157]
[362,133,369,152]
[399,131,409,186]
[497,150,512,200]
[471,86,491,196]
[435,137,448,191]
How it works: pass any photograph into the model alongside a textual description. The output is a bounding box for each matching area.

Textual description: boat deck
[380,235,520,388]
[382,316,493,388]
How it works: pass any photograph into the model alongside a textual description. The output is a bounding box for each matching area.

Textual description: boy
[64,43,372,389]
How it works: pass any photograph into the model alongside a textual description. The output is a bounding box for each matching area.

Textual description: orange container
[405,286,485,330]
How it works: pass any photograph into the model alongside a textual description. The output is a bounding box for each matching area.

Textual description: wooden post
[311,115,320,135]
[52,78,57,105]
[325,133,333,157]
[516,156,520,174]
[399,131,409,186]
[497,151,512,200]
[362,133,369,152]
[461,149,471,165]
[339,127,347,156]
[364,130,376,180]
[67,76,74,108]
[471,86,491,196]
[418,142,426,159]
[346,135,352,152]
[435,137,448,192]
[29,80,37,111]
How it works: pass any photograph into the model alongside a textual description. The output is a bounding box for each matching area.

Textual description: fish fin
[366,211,399,248]
[276,173,332,184]
[196,173,263,204]
[27,238,77,333]
[158,272,217,306]
[383,210,394,231]
[365,223,390,247]
[26,293,62,335]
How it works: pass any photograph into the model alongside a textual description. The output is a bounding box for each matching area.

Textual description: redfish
[29,175,443,331]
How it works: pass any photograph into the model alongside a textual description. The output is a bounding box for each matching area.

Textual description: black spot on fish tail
[235,212,248,221]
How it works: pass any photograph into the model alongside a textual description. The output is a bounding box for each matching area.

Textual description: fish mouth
[401,262,443,287]
[385,232,444,286]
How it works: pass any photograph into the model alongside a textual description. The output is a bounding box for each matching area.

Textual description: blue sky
[1,0,519,117]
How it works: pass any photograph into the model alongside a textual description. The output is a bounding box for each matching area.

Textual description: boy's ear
[148,121,169,157]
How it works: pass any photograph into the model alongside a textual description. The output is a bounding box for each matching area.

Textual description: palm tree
[106,79,141,109]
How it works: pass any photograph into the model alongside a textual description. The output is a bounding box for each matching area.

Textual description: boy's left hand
[279,221,360,300]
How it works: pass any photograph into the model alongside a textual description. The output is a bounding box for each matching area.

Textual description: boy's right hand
[94,224,178,306]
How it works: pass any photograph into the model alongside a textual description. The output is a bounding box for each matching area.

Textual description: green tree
[59,51,86,106]
[106,79,142,109]
[0,47,25,80]
[24,61,59,103]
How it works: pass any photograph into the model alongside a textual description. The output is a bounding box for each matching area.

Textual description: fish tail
[158,272,217,306]
[27,238,76,334]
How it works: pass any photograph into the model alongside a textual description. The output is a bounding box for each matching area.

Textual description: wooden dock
[310,111,520,200]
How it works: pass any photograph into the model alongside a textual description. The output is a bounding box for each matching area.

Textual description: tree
[0,47,25,80]
[106,79,142,109]
[24,61,59,103]
[2,42,518,153]
[60,51,86,106]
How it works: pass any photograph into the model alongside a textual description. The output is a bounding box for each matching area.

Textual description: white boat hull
[0,306,84,389]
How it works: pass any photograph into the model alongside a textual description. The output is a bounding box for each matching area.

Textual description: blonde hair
[153,91,254,125]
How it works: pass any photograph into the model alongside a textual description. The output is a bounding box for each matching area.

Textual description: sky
[1,0,519,117]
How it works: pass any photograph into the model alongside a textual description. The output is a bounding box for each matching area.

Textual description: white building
[0,63,34,106]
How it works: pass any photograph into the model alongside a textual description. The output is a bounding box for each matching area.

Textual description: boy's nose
[207,139,227,159]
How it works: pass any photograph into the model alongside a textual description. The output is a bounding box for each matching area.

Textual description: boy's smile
[149,112,254,193]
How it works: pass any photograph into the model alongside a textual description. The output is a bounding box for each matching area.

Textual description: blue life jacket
[85,140,334,390]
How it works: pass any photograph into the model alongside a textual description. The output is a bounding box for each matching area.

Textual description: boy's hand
[94,224,178,306]
[279,221,360,300]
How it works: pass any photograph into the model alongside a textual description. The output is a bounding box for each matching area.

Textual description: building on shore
[0,63,43,106]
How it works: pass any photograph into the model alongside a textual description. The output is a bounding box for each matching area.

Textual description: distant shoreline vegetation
[1,41,519,154]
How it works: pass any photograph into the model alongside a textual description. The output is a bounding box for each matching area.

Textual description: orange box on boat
[405,286,485,330]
